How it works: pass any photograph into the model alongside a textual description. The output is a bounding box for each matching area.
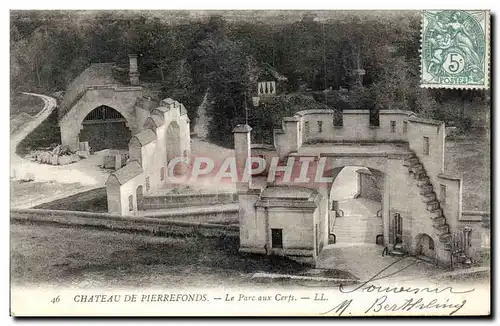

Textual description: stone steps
[426,200,440,211]
[432,216,446,225]
[405,151,451,246]
[432,223,449,234]
[422,193,437,203]
[409,164,424,174]
[332,217,383,243]
[419,184,434,195]
[417,177,431,187]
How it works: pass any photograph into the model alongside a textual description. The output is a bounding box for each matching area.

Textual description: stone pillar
[383,163,391,246]
[283,116,300,154]
[60,121,80,152]
[232,124,252,191]
[238,189,262,252]
[128,54,140,86]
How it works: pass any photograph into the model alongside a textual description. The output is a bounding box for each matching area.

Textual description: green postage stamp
[421,10,490,89]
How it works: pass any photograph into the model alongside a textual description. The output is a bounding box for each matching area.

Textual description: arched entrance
[327,166,384,244]
[414,233,435,259]
[79,105,131,151]
[136,185,144,211]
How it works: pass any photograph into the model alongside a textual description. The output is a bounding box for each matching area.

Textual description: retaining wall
[10,208,239,238]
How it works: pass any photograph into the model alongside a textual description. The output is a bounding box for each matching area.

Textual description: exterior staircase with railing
[403,152,452,252]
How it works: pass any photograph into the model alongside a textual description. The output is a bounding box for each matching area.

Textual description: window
[403,121,408,133]
[423,137,430,155]
[440,184,446,204]
[304,121,310,136]
[429,239,435,250]
[146,177,150,191]
[370,108,380,127]
[160,167,165,181]
[271,228,283,248]
[390,121,396,133]
[317,121,323,133]
[128,195,134,211]
[333,110,343,127]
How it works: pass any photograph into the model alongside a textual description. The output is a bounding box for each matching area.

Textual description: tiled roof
[145,114,165,128]
[162,98,175,104]
[130,129,156,146]
[108,161,143,185]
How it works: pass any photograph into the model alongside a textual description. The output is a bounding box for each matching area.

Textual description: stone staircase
[332,215,383,244]
[403,152,452,251]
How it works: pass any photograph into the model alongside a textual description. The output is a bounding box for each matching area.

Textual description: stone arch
[60,90,140,151]
[414,233,436,260]
[326,165,385,209]
[75,100,136,135]
[325,165,385,245]
[79,105,132,151]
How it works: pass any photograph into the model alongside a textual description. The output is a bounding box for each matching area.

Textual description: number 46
[51,295,60,304]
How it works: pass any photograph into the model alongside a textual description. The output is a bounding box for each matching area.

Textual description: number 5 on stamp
[420,10,490,89]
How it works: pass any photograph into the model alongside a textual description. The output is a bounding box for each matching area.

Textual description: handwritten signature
[337,256,475,295]
[313,256,475,316]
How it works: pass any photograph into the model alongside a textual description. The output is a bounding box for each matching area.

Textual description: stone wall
[274,110,416,151]
[356,169,382,202]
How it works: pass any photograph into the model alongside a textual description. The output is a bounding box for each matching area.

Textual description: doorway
[271,228,283,248]
[136,185,144,211]
[394,213,403,244]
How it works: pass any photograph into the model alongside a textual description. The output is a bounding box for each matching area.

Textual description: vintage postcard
[9,9,491,317]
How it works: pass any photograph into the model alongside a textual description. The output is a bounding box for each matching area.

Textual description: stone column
[232,124,252,191]
[128,54,140,86]
[383,162,391,246]
[283,116,300,154]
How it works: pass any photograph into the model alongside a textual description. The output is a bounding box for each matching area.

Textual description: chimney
[128,54,139,85]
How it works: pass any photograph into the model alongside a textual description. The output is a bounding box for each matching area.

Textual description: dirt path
[10,92,57,162]
[10,93,110,208]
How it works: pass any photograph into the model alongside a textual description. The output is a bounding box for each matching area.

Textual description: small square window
[390,121,396,133]
[160,167,165,181]
[317,121,323,133]
[423,137,430,155]
[128,195,134,211]
[403,121,408,133]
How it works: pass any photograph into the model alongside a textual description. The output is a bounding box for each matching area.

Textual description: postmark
[421,10,490,89]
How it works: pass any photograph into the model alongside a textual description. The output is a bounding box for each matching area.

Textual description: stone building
[105,97,191,216]
[234,109,488,266]
[59,54,191,216]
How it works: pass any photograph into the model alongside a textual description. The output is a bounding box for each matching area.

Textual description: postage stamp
[421,10,490,89]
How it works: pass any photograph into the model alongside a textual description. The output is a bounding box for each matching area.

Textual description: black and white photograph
[8,7,491,316]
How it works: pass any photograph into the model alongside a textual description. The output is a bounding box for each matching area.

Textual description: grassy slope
[444,130,490,211]
[11,223,310,288]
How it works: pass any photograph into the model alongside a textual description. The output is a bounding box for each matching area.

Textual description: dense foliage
[11,11,489,147]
